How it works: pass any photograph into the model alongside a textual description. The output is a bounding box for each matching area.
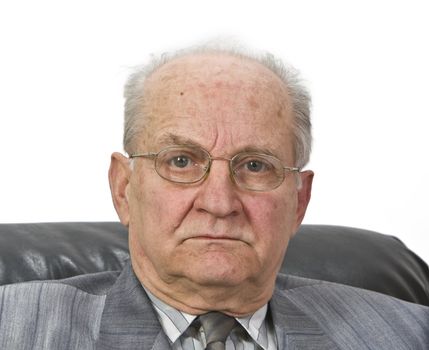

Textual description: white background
[1,1,428,263]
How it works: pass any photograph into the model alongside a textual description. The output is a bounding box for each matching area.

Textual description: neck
[131,257,276,317]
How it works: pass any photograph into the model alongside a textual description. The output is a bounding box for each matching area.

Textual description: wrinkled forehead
[144,53,291,102]
[138,53,294,156]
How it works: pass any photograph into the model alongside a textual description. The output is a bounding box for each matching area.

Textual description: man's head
[109,44,313,316]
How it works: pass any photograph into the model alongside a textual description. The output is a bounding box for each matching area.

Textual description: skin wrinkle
[110,53,313,317]
[145,56,290,130]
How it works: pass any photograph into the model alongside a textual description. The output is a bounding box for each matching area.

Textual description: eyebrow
[156,133,204,148]
[239,146,277,157]
[155,133,279,158]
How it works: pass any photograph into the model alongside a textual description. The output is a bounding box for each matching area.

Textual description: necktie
[198,312,238,350]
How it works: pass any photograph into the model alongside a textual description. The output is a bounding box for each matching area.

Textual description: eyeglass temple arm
[129,153,157,159]
[284,166,300,172]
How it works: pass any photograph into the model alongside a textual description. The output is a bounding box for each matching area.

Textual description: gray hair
[123,41,312,168]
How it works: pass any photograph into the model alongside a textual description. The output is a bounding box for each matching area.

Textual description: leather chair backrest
[0,222,428,305]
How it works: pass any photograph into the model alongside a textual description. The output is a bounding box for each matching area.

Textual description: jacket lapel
[95,261,171,350]
[270,279,339,350]
[95,265,342,349]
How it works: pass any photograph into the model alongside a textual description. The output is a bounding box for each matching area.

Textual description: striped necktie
[198,312,238,350]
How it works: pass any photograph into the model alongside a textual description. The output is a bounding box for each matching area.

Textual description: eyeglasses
[130,145,300,192]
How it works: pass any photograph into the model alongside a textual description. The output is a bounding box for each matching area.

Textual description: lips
[194,235,236,240]
[184,233,240,242]
[180,227,245,243]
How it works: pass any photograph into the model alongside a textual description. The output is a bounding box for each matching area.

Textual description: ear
[293,170,314,232]
[108,152,132,227]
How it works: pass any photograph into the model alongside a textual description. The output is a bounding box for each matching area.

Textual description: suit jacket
[0,261,428,349]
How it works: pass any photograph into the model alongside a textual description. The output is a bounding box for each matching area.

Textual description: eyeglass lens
[154,146,286,191]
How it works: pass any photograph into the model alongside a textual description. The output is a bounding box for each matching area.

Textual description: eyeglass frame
[129,145,301,192]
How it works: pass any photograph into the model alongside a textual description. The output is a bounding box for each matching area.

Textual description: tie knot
[198,312,237,349]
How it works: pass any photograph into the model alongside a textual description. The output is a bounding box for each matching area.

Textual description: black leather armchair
[1,222,428,306]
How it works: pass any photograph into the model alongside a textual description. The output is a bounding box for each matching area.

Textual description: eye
[161,147,207,170]
[171,155,190,168]
[246,160,266,172]
[233,154,274,175]
[156,146,209,183]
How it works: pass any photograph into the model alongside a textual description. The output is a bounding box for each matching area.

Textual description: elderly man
[1,44,428,349]
[109,48,313,348]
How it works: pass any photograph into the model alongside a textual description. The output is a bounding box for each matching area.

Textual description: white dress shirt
[144,287,278,350]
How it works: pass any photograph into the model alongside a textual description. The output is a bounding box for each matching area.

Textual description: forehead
[140,53,294,157]
[144,53,290,105]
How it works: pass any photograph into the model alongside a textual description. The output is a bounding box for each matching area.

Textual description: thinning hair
[123,40,312,168]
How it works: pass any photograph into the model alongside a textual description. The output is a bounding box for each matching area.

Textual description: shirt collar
[143,286,274,349]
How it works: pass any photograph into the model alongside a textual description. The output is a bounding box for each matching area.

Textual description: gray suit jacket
[0,261,428,349]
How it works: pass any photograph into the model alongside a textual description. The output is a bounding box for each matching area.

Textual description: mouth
[192,235,237,240]
[181,234,250,248]
[184,233,241,243]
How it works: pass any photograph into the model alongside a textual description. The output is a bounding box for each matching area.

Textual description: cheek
[134,181,195,235]
[245,195,297,275]
[246,193,297,247]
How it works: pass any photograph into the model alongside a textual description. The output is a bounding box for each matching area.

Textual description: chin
[191,273,247,288]
[185,253,252,287]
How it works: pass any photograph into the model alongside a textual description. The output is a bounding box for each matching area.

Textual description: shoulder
[0,269,121,306]
[56,268,122,294]
[276,272,429,315]
[275,272,429,322]
[0,269,122,349]
[274,273,429,348]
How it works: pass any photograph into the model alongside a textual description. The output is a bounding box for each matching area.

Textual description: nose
[193,159,242,218]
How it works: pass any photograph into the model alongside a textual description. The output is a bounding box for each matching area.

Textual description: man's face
[110,54,313,313]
